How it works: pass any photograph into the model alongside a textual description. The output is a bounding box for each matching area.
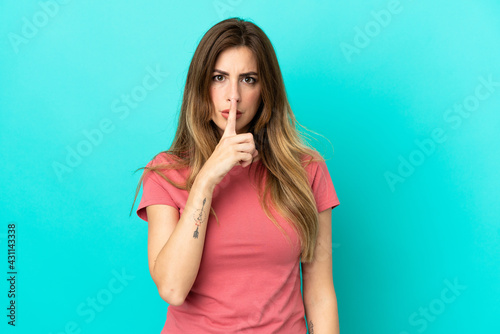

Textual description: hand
[200,98,259,186]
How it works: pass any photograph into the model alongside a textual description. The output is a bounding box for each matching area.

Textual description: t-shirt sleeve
[310,160,340,213]
[136,161,179,222]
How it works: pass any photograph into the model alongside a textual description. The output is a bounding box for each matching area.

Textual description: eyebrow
[213,69,258,77]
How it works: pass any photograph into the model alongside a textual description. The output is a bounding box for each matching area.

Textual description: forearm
[304,289,340,334]
[153,172,215,304]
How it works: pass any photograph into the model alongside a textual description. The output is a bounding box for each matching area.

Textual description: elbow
[152,268,191,306]
[158,286,187,306]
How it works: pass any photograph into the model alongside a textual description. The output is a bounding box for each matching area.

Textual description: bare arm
[146,173,215,305]
[302,208,340,333]
[145,98,258,305]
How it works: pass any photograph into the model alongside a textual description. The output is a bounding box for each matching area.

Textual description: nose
[226,78,240,104]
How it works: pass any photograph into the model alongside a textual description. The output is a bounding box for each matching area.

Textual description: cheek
[247,90,261,109]
[210,86,225,105]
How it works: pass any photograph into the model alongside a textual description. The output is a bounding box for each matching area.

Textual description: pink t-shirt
[137,153,340,333]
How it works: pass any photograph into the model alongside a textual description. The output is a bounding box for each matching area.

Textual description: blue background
[1,0,499,333]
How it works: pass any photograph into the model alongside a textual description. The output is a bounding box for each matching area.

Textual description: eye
[244,77,257,84]
[212,75,225,82]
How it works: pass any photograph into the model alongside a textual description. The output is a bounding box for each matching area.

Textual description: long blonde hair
[130,18,330,262]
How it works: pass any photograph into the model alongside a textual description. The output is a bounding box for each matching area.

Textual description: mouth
[221,109,242,114]
[221,109,243,119]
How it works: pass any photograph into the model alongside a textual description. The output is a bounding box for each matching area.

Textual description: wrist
[193,170,216,193]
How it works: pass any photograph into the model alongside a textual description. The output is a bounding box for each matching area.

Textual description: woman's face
[210,46,262,136]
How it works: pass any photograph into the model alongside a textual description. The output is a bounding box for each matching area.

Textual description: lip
[221,109,243,119]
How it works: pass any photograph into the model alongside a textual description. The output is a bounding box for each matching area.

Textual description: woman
[130,17,340,333]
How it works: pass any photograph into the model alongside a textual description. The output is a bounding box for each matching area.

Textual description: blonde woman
[131,17,340,333]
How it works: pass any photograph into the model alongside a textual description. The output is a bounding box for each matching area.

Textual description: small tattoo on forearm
[193,198,207,238]
[309,320,314,334]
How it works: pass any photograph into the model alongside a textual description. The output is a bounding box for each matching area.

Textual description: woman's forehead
[214,46,258,71]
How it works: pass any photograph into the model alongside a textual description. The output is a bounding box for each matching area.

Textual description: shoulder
[143,152,190,183]
[298,150,334,191]
[146,152,182,168]
[300,150,326,173]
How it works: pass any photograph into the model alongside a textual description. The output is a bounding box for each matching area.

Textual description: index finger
[222,98,237,138]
